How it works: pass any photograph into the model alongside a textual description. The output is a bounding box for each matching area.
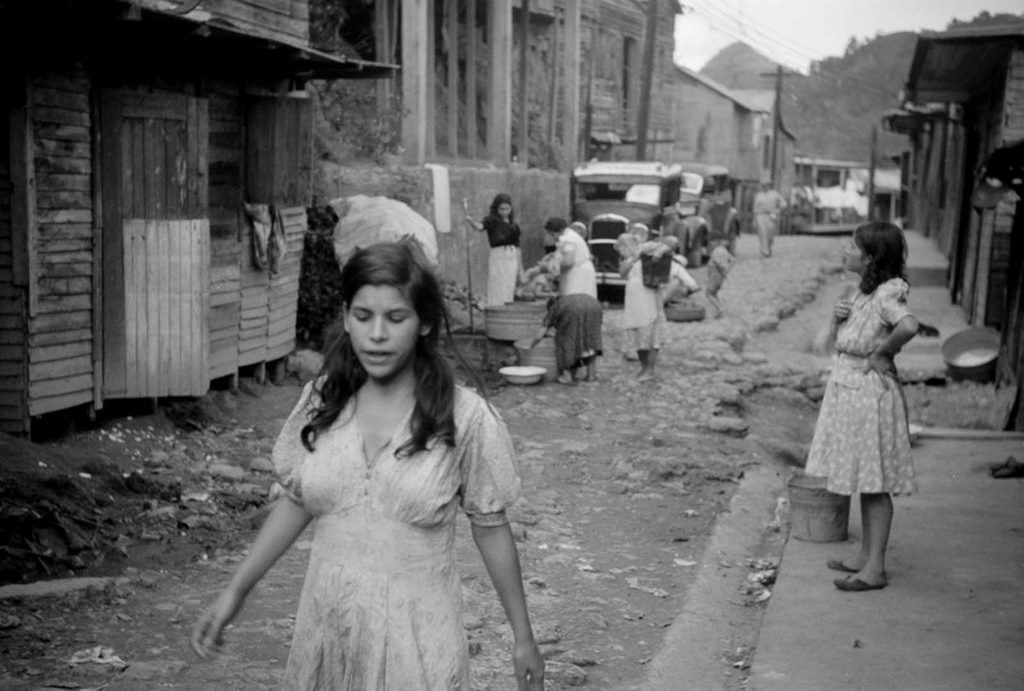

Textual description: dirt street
[0,234,987,691]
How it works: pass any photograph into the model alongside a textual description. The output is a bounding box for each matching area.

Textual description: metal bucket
[514,337,558,382]
[787,473,850,542]
[485,301,547,342]
[941,327,999,383]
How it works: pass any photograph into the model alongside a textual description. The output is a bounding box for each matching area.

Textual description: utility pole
[635,0,659,159]
[867,124,878,221]
[759,65,800,187]
[770,65,782,186]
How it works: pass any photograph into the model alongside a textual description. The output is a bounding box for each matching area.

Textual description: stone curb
[0,576,127,601]
[642,461,788,690]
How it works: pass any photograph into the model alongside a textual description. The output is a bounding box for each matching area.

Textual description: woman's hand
[833,299,852,323]
[868,348,898,380]
[191,587,245,659]
[513,637,545,690]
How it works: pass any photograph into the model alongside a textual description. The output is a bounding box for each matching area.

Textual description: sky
[674,0,1024,73]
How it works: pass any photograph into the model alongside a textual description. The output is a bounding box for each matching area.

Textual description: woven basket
[665,301,706,322]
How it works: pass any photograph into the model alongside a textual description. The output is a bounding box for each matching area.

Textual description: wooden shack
[0,0,393,434]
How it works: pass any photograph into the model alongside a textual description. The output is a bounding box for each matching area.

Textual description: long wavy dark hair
[854,221,908,295]
[300,241,456,457]
[487,193,515,223]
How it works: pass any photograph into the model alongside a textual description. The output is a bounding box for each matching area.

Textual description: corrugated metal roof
[122,0,398,79]
[730,89,777,112]
[921,23,1024,41]
[906,22,1024,102]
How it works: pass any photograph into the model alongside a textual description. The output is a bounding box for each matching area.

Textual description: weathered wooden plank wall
[266,206,304,360]
[671,74,742,170]
[29,69,95,416]
[122,219,209,396]
[581,0,675,146]
[241,94,310,366]
[208,84,243,378]
[1,94,29,433]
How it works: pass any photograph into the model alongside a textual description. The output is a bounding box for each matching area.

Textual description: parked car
[571,161,706,287]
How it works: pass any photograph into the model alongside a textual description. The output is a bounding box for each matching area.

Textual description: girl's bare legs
[637,349,650,378]
[638,349,657,381]
[854,493,892,585]
[835,493,892,584]
[583,356,598,382]
[706,292,723,319]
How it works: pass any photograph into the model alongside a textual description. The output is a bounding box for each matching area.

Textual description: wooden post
[425,0,436,158]
[467,0,478,158]
[9,77,37,316]
[635,0,658,160]
[517,0,530,166]
[867,124,878,221]
[376,0,393,113]
[447,0,459,157]
[90,81,105,410]
[581,19,595,162]
[488,0,512,165]
[546,6,560,146]
[563,0,580,167]
[401,0,430,163]
[770,65,782,186]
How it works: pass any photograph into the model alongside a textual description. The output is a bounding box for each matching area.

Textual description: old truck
[570,161,708,290]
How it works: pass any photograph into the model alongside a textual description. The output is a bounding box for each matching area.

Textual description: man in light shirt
[753,181,787,257]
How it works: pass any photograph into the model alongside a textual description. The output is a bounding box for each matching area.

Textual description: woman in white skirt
[466,193,523,306]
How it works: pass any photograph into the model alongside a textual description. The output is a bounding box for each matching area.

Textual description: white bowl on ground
[499,366,546,385]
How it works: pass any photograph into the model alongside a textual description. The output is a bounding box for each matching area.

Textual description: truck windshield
[575,181,661,206]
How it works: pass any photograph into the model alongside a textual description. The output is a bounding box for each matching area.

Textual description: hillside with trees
[700,10,1024,161]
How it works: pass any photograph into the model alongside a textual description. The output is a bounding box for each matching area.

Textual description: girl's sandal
[826,559,858,574]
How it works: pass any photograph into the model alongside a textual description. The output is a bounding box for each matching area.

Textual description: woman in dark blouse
[467,193,523,306]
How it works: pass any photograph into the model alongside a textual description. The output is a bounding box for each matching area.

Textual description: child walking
[805,221,920,592]
[192,242,544,690]
[705,242,735,319]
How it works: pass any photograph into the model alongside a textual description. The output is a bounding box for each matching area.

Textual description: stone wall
[316,162,570,292]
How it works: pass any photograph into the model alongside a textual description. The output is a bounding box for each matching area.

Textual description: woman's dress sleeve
[271,381,318,505]
[878,278,912,327]
[457,397,522,527]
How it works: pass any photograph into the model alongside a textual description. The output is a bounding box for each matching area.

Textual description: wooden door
[101,89,209,398]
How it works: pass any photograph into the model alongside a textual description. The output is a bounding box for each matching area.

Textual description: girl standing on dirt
[192,242,544,690]
[805,221,920,592]
[465,193,524,307]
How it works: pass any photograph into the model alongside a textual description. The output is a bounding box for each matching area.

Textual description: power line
[690,0,899,97]
[692,0,825,65]
[689,1,814,68]
[686,5,897,99]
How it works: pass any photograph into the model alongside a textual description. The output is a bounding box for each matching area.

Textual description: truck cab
[571,161,702,289]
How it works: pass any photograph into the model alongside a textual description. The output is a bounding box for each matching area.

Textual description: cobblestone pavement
[0,234,846,691]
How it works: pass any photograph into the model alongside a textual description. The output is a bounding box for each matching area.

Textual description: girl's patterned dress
[805,278,917,496]
[272,383,521,690]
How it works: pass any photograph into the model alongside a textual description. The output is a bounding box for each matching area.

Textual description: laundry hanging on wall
[244,202,288,275]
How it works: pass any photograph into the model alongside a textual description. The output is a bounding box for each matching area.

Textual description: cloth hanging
[244,203,272,271]
[268,206,288,276]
